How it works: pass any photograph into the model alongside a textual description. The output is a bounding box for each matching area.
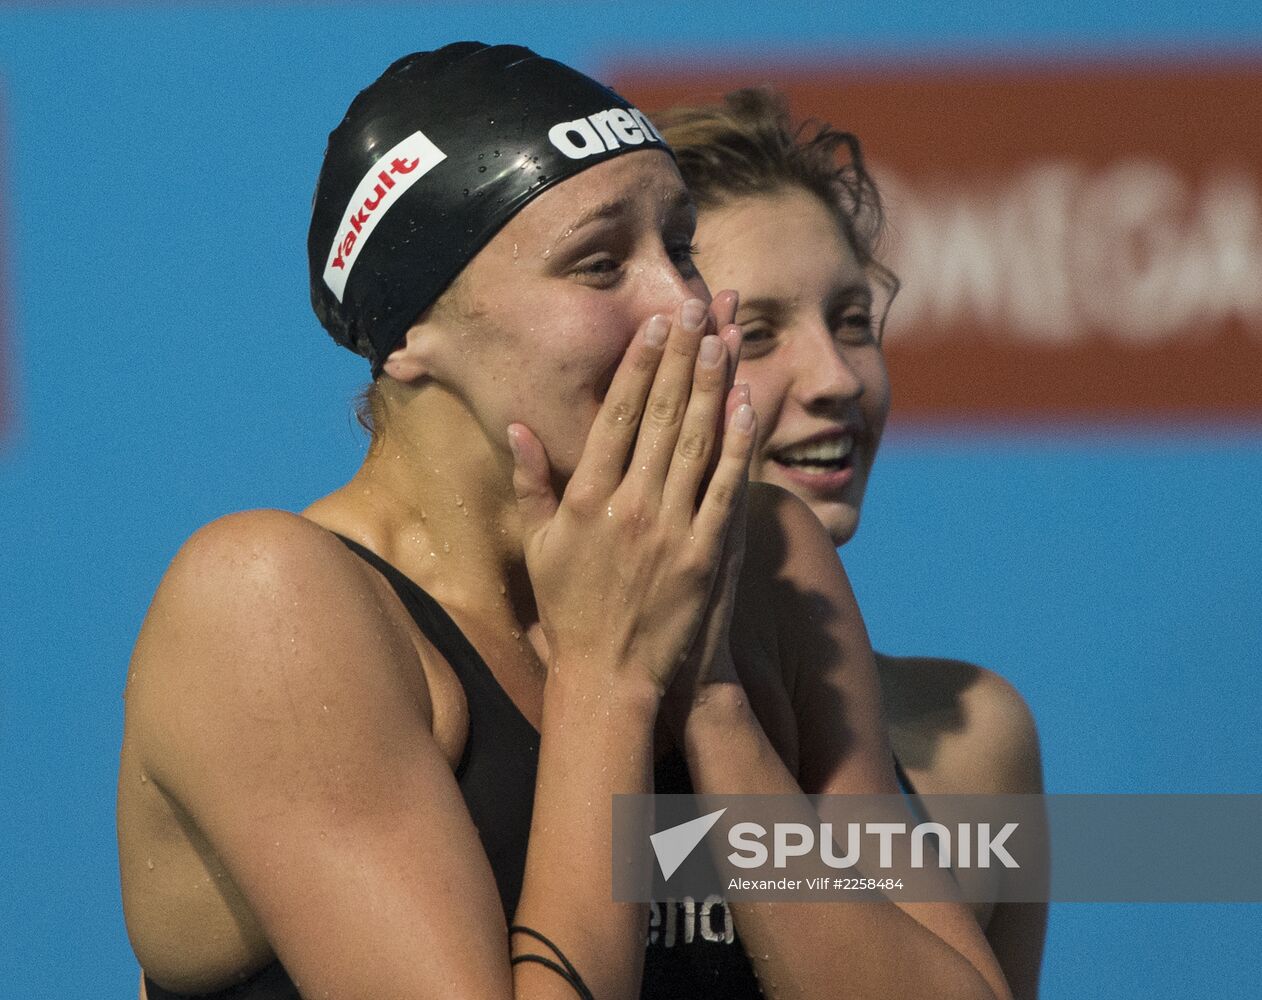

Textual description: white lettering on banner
[548,105,662,159]
[323,131,447,302]
[879,161,1262,345]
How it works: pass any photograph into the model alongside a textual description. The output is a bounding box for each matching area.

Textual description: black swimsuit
[144,536,773,999]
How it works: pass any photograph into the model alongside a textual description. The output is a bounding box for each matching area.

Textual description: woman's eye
[668,241,700,275]
[739,325,776,357]
[834,309,876,345]
[574,255,623,281]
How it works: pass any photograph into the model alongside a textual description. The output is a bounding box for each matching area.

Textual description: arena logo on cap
[324,130,447,302]
[548,106,663,160]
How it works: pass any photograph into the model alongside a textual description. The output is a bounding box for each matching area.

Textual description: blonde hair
[656,87,898,323]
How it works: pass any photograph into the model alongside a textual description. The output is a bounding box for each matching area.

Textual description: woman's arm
[508,295,753,998]
[669,486,1014,1000]
[881,653,1048,998]
[954,672,1048,1000]
[130,511,540,999]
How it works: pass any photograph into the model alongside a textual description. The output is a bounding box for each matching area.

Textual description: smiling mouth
[770,435,855,473]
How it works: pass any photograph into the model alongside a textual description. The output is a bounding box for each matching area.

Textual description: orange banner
[617,60,1262,422]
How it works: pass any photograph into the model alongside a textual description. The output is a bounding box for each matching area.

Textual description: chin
[806,498,861,548]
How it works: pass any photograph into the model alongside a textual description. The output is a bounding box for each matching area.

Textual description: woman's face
[692,186,890,545]
[421,150,708,477]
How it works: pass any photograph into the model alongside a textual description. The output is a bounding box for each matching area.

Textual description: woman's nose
[792,330,864,410]
[641,250,711,319]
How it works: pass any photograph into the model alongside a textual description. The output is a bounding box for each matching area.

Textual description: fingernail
[644,314,670,347]
[699,336,722,367]
[506,426,522,461]
[681,298,706,331]
[732,403,754,432]
[735,382,750,404]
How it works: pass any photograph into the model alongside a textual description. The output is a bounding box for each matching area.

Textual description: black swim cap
[308,42,671,372]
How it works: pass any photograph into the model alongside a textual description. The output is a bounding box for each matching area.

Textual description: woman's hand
[661,307,752,732]
[508,293,753,695]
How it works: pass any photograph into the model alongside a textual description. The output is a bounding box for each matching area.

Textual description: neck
[311,387,539,627]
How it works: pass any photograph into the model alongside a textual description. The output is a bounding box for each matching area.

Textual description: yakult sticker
[323,130,446,302]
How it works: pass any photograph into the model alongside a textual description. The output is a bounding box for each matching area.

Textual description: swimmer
[658,89,1047,997]
[118,45,1014,1000]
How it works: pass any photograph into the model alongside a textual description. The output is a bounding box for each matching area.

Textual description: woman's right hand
[508,293,754,694]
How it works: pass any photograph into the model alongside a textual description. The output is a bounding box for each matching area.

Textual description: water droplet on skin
[454,496,464,506]
[139,772,148,784]
[146,858,155,870]
[499,584,507,595]
[443,541,451,553]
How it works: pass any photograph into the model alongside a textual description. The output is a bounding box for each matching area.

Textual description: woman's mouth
[768,435,857,492]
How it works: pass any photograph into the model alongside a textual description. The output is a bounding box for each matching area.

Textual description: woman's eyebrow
[735,296,788,319]
[548,188,695,254]
[542,198,630,257]
[661,188,697,223]
[827,283,874,308]
[562,198,631,238]
[566,186,693,233]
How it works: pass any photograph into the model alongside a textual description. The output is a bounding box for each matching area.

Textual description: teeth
[776,436,853,464]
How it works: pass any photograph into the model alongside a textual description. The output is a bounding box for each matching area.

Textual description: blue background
[1,4,1259,997]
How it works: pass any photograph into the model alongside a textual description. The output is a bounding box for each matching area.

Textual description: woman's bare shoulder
[162,507,354,591]
[743,481,850,585]
[736,482,864,676]
[126,509,424,783]
[876,652,1043,795]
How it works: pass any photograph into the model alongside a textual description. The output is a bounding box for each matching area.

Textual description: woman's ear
[383,273,469,383]
[381,319,434,383]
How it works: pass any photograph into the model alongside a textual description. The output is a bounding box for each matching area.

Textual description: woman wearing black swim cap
[118,44,1013,1000]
